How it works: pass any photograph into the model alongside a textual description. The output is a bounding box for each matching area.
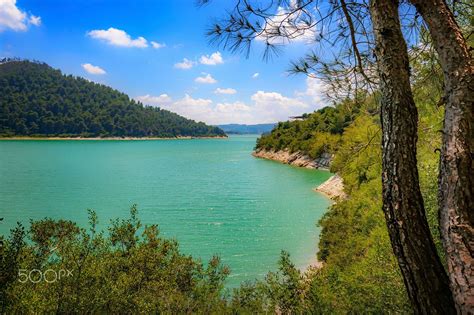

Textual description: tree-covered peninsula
[0,59,226,138]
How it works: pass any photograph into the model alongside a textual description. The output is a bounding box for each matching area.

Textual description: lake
[0,135,332,287]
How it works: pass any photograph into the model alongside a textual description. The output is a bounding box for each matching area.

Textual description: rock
[314,175,346,200]
[252,149,331,170]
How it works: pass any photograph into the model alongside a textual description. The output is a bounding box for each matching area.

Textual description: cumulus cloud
[296,76,327,104]
[0,0,41,32]
[214,87,236,95]
[174,58,195,70]
[136,94,172,106]
[151,41,165,49]
[82,63,106,75]
[136,76,328,124]
[195,73,217,84]
[199,52,223,65]
[252,72,259,79]
[87,27,148,48]
[137,91,314,125]
[250,90,308,122]
[174,94,213,107]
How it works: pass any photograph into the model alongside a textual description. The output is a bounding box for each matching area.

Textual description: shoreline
[252,148,346,201]
[252,148,331,170]
[0,135,228,141]
[314,175,346,200]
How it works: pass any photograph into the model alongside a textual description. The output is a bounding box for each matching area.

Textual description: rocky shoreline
[253,148,345,200]
[314,175,346,200]
[252,149,331,170]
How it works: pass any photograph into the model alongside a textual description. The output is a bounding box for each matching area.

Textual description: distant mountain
[0,59,225,138]
[218,123,276,135]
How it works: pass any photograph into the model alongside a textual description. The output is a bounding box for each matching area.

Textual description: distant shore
[0,135,228,141]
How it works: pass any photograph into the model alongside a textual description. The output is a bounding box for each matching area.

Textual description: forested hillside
[255,98,377,158]
[0,59,225,138]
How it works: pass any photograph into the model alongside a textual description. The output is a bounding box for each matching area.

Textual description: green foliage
[0,208,327,314]
[230,251,311,314]
[0,60,225,138]
[255,97,377,159]
[0,223,26,313]
[1,207,231,314]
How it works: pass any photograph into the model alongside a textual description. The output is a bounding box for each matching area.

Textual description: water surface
[0,135,332,286]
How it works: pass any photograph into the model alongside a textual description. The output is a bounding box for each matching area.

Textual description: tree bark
[369,0,456,313]
[407,1,474,312]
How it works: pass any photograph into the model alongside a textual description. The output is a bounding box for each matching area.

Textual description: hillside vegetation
[255,97,377,159]
[0,59,225,138]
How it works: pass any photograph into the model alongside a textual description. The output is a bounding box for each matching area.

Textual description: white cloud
[252,72,259,79]
[136,94,172,106]
[195,73,217,84]
[296,76,326,104]
[136,90,311,125]
[199,51,223,65]
[250,90,309,122]
[174,58,195,70]
[135,77,328,124]
[28,15,41,26]
[87,27,148,48]
[0,0,41,32]
[81,63,106,75]
[208,91,309,124]
[214,87,236,95]
[174,94,213,107]
[151,41,165,49]
[157,94,216,122]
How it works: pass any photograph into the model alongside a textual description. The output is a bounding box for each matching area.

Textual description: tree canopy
[0,59,226,138]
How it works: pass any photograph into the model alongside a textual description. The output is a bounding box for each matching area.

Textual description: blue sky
[0,0,327,124]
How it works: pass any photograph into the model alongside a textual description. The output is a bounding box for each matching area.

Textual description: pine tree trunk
[408,1,474,312]
[369,0,456,313]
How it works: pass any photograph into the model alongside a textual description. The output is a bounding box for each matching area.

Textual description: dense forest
[0,59,225,138]
[255,97,376,158]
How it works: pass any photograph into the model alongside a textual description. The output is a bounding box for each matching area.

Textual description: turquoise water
[0,135,332,287]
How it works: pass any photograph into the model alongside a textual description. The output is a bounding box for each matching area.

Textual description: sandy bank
[0,136,228,141]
